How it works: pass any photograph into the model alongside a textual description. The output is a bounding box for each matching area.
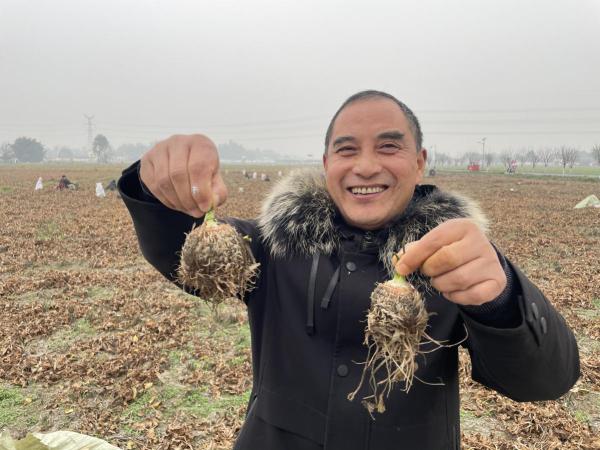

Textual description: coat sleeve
[460,258,580,402]
[117,161,260,291]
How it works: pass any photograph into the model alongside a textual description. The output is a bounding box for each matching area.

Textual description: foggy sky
[1,0,599,158]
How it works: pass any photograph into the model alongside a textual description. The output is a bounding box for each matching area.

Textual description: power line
[427,130,600,136]
[418,107,600,114]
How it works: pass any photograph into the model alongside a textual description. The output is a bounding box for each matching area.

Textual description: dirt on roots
[0,165,598,449]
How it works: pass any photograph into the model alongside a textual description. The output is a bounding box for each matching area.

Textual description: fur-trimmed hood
[258,170,487,277]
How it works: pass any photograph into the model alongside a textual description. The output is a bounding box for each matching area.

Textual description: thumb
[394,241,419,275]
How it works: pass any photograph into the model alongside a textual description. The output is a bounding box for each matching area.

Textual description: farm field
[0,163,599,449]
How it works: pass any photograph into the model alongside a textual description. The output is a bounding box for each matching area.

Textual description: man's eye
[380,143,399,152]
[336,147,356,154]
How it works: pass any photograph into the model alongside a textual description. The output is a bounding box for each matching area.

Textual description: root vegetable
[177,209,259,305]
[348,272,429,415]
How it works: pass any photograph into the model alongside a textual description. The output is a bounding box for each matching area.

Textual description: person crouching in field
[118,90,580,450]
[56,174,77,190]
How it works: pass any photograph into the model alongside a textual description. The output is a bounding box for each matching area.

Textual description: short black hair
[324,90,423,153]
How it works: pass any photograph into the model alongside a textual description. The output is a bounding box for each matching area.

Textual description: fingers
[211,171,228,208]
[392,218,507,306]
[394,219,479,276]
[420,240,480,278]
[168,144,203,217]
[140,134,225,217]
[430,256,491,294]
[441,279,507,306]
[188,136,220,212]
[141,148,177,210]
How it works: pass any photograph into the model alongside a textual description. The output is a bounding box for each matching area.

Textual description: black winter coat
[118,164,580,450]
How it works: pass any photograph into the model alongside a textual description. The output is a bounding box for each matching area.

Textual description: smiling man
[118,90,580,450]
[324,95,427,231]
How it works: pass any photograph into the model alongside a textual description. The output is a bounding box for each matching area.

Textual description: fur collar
[258,170,487,278]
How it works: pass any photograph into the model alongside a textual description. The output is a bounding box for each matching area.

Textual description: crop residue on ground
[0,165,598,449]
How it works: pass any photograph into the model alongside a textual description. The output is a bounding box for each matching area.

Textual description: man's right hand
[139,134,228,218]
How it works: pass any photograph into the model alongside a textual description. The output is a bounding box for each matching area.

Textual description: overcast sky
[1,0,599,158]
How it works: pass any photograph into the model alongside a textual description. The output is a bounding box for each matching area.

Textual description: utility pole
[478,137,486,169]
[84,114,95,157]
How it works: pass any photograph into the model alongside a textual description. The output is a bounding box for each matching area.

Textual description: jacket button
[531,303,540,320]
[540,317,547,334]
[345,261,357,272]
[337,364,349,377]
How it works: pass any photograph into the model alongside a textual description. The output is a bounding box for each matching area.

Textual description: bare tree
[568,149,578,169]
[538,148,556,167]
[484,152,495,168]
[569,148,579,169]
[436,152,451,166]
[526,149,540,168]
[499,150,514,171]
[516,148,529,167]
[592,144,600,166]
[558,146,578,172]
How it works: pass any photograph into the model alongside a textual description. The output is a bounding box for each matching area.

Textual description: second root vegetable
[348,272,429,415]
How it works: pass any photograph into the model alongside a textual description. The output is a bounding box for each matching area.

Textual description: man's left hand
[394,218,507,306]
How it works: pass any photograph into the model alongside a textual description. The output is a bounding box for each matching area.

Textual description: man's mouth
[348,185,388,195]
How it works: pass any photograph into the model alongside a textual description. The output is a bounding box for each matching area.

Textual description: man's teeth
[351,186,385,195]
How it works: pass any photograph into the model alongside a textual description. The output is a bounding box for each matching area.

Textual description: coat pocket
[253,386,327,445]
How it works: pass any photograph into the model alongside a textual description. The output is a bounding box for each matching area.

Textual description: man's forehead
[333,99,409,130]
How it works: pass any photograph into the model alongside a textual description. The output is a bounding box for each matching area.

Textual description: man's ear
[323,153,328,170]
[416,148,427,183]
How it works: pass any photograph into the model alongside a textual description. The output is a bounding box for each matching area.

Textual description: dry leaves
[0,166,598,449]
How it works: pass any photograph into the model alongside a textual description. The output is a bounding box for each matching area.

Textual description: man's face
[323,98,427,230]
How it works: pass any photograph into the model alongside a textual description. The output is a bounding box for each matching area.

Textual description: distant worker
[56,175,74,190]
[105,179,118,191]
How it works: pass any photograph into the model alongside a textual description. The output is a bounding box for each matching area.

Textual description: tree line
[0,135,140,163]
[434,145,600,170]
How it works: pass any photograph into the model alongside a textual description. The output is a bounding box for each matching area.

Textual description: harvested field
[0,164,599,449]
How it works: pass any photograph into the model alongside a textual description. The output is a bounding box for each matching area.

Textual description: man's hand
[394,218,507,306]
[139,134,228,217]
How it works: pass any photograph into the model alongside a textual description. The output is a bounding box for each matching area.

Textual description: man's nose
[352,152,382,177]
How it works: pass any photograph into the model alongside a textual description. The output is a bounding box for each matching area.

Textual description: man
[118,90,579,450]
